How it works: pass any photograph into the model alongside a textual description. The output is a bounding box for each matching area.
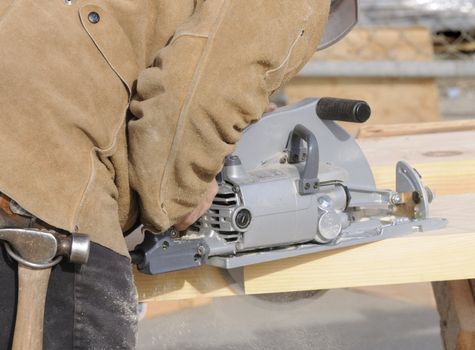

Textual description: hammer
[0,228,89,350]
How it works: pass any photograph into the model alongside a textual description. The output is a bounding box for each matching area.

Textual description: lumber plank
[357,120,475,139]
[360,130,475,194]
[135,265,240,302]
[358,130,475,166]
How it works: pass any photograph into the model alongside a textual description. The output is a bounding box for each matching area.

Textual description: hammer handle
[12,266,51,350]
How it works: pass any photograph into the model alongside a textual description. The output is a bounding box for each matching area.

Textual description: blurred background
[137,1,474,349]
[286,0,475,135]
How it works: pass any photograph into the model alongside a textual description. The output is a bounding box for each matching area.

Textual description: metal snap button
[88,11,100,24]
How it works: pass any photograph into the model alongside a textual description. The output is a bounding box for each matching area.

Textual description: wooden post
[432,280,475,350]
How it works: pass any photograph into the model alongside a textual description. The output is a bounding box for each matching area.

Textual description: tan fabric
[0,0,330,257]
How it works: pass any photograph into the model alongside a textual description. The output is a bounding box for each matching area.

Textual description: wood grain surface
[357,120,475,139]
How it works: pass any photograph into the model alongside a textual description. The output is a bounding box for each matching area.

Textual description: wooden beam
[135,265,241,302]
[433,280,475,350]
[358,130,474,166]
[357,120,475,139]
[359,130,475,195]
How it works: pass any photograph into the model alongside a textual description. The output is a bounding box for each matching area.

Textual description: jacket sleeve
[128,0,330,231]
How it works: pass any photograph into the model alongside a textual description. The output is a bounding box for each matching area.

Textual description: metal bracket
[396,161,430,219]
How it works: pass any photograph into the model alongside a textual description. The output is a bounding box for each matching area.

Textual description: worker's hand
[265,102,277,113]
[174,179,219,232]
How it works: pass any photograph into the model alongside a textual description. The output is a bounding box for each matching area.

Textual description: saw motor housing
[192,152,351,254]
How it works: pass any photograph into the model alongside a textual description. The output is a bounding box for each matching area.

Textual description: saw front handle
[288,124,320,195]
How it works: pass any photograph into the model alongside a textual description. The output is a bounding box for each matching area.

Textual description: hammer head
[0,228,90,266]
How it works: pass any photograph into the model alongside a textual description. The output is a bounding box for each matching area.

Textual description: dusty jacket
[0,0,329,256]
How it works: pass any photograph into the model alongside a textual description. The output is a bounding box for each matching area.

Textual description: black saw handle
[316,97,371,123]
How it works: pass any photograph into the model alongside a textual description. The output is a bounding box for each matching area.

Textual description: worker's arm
[128,0,330,231]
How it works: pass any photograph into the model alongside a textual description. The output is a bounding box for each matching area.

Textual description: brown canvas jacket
[0,0,330,256]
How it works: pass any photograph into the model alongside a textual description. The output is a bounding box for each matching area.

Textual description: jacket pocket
[79,4,139,96]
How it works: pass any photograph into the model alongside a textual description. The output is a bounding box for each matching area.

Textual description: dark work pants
[0,242,138,349]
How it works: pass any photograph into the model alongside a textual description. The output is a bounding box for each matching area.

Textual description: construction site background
[283,0,475,131]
